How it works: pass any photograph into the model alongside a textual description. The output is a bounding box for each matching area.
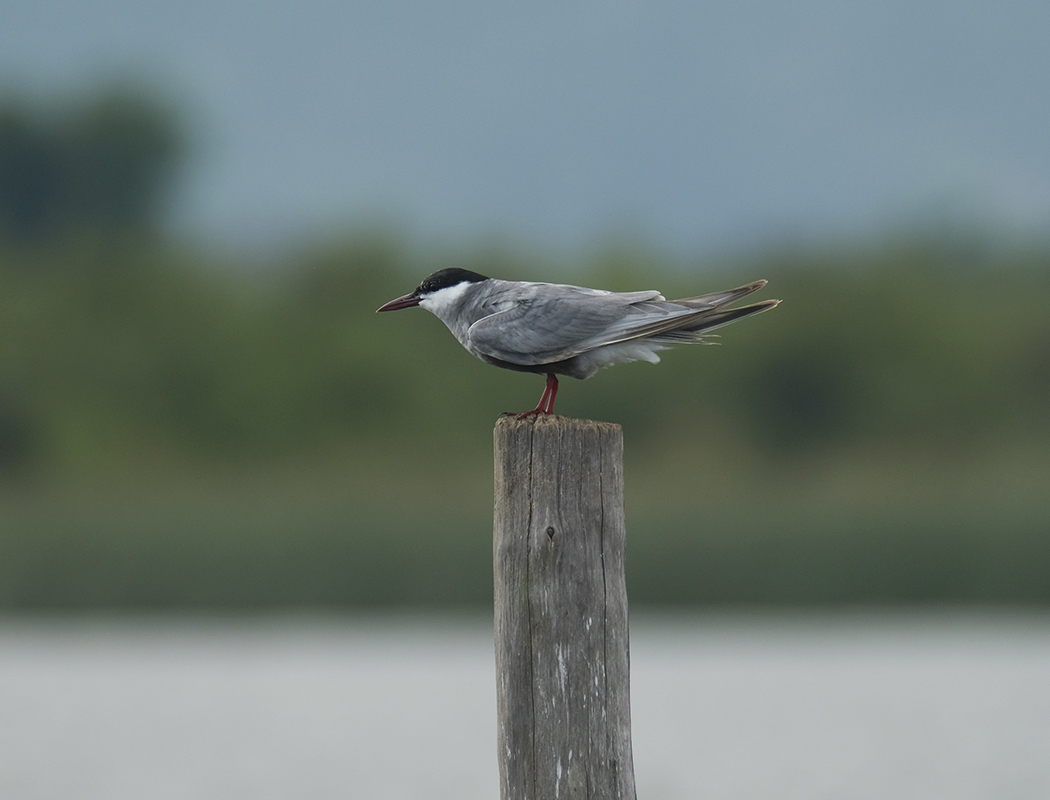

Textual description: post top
[494,414,622,435]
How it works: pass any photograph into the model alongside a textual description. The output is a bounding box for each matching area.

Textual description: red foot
[510,374,559,419]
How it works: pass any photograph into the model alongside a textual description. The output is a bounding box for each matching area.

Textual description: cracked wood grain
[494,415,635,800]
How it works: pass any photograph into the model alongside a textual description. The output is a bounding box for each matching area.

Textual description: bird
[377,267,779,417]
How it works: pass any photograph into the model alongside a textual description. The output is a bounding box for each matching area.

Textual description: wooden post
[493,415,636,800]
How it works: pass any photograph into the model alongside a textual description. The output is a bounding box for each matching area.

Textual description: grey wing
[468,280,777,365]
[467,286,665,366]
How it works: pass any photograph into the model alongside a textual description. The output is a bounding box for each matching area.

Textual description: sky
[2,0,1049,255]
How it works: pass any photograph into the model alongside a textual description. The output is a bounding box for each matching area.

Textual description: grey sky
[3,0,1048,254]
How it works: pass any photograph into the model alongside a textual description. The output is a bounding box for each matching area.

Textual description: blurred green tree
[0,103,64,240]
[0,86,184,243]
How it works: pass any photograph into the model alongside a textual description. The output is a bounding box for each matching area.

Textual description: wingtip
[742,281,779,310]
[730,279,770,299]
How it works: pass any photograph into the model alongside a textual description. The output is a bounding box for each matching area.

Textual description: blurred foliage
[4,231,1046,481]
[0,85,183,242]
[1,83,1049,608]
[1,226,1048,609]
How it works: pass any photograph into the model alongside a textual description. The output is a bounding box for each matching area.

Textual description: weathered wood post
[493,414,636,800]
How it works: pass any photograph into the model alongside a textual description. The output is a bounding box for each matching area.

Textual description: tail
[595,280,779,349]
[661,297,781,340]
[628,282,780,344]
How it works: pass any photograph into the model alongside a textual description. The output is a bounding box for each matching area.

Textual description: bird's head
[376,268,489,313]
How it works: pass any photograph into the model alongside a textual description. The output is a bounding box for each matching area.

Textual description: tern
[377,268,779,417]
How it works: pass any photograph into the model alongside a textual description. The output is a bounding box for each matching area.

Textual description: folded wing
[467,280,776,367]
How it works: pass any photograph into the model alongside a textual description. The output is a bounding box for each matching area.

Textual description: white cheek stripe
[419,281,472,314]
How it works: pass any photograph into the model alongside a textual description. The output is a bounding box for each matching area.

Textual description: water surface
[1,613,1047,799]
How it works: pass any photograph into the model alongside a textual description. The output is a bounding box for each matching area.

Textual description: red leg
[542,373,559,414]
[512,373,559,419]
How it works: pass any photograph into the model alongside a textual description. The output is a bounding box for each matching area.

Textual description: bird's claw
[506,408,551,420]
